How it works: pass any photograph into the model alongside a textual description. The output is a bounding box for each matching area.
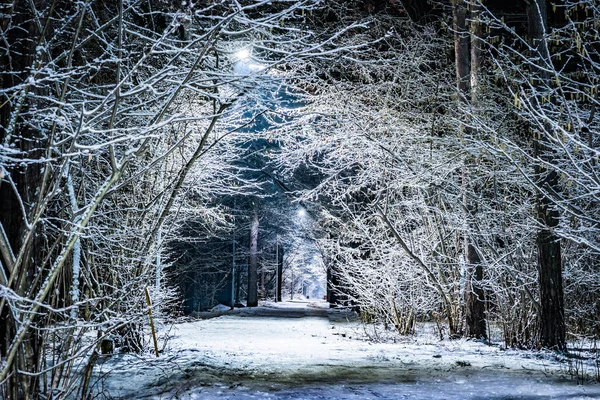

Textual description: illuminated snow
[95,301,600,399]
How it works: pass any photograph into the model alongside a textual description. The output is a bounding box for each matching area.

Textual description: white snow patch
[93,302,600,399]
[210,303,232,312]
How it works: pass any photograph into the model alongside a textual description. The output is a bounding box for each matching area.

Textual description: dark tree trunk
[0,1,46,396]
[454,0,487,339]
[277,244,283,302]
[0,0,43,291]
[453,1,470,101]
[470,1,483,105]
[463,0,487,340]
[260,263,265,300]
[327,264,341,307]
[464,244,487,338]
[537,190,565,349]
[526,0,566,350]
[236,258,242,305]
[247,207,259,307]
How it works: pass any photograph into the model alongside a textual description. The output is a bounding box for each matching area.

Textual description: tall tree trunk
[464,244,486,338]
[454,0,487,339]
[463,0,487,340]
[277,244,283,302]
[0,1,46,396]
[453,0,470,102]
[327,260,342,307]
[470,1,483,104]
[526,0,566,350]
[247,206,259,307]
[231,203,237,309]
[260,264,265,300]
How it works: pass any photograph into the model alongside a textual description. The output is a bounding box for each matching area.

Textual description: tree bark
[526,0,566,350]
[247,206,259,307]
[327,264,339,307]
[453,0,487,339]
[453,0,470,102]
[464,243,487,338]
[536,198,565,349]
[470,1,483,105]
[260,262,265,300]
[463,0,487,340]
[0,1,46,395]
[277,244,283,302]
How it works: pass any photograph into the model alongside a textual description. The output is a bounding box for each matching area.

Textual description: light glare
[236,48,251,61]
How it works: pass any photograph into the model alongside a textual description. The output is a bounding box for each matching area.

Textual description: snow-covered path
[96,301,600,399]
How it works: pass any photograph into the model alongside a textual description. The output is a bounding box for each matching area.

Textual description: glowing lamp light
[235,48,251,61]
[298,208,306,218]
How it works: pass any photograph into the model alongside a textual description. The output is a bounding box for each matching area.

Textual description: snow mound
[210,304,231,312]
[307,301,330,309]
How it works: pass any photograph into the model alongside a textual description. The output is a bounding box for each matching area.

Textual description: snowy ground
[93,301,600,399]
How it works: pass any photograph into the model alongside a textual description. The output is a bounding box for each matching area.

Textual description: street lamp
[232,45,265,76]
[235,48,251,61]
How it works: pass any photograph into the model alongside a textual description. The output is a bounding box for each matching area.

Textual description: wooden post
[145,287,159,357]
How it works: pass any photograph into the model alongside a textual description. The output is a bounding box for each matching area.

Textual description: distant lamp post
[232,45,264,76]
[235,48,251,61]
